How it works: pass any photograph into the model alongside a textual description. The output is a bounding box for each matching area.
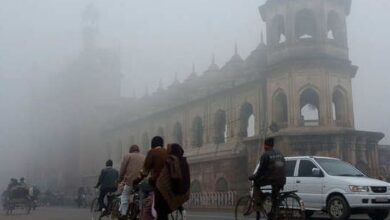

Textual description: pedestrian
[95,159,119,214]
[118,145,145,218]
[155,143,191,220]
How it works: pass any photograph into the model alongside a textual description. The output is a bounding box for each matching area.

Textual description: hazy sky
[1,0,390,145]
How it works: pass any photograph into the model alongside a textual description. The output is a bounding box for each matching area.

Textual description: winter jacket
[252,149,286,187]
[119,152,145,186]
[140,147,168,186]
[96,167,119,189]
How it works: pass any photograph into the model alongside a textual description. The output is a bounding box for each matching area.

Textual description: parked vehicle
[284,156,390,220]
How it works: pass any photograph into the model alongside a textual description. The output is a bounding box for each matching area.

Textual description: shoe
[100,209,109,217]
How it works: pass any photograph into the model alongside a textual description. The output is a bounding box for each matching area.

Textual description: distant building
[29,0,387,194]
[88,0,384,194]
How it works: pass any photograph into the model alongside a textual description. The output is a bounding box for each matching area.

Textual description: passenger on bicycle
[133,136,168,220]
[249,137,286,220]
[118,144,145,218]
[155,143,190,220]
[95,159,119,214]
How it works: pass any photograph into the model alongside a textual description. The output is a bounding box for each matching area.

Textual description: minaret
[82,3,99,51]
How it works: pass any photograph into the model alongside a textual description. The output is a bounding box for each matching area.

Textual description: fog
[0,0,390,191]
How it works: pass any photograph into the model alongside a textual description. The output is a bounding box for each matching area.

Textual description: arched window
[332,89,348,126]
[215,178,229,192]
[214,110,227,144]
[327,11,345,45]
[191,180,202,193]
[295,9,317,40]
[239,102,255,137]
[173,122,183,146]
[272,15,286,45]
[192,116,203,147]
[273,91,288,127]
[142,132,149,150]
[157,127,164,138]
[300,88,320,126]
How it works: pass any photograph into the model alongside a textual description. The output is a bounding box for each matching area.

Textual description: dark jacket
[252,149,286,187]
[140,146,168,186]
[96,166,119,189]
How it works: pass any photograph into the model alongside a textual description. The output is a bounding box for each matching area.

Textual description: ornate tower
[82,3,99,51]
[260,0,383,176]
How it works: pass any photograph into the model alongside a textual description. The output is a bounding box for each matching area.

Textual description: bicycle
[90,190,120,220]
[235,184,305,220]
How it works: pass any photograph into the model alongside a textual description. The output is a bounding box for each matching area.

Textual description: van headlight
[349,185,369,192]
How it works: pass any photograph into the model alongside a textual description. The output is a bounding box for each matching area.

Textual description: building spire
[207,53,220,72]
[158,79,163,89]
[261,30,265,45]
[82,3,99,51]
[234,42,238,55]
[144,85,149,97]
[192,63,196,74]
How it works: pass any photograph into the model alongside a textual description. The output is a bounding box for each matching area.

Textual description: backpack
[169,156,190,195]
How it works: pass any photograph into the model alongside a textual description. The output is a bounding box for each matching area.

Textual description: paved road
[0,207,387,220]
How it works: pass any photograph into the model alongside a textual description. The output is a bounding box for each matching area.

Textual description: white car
[284,156,390,220]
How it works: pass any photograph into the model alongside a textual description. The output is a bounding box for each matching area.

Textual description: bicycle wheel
[128,202,140,220]
[169,209,183,220]
[279,193,305,220]
[235,195,262,220]
[90,198,100,220]
[110,198,121,220]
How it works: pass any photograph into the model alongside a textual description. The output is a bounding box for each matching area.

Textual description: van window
[298,160,318,177]
[286,160,297,177]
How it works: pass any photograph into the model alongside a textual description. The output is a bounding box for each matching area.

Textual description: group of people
[95,134,286,220]
[2,177,40,207]
[95,136,190,220]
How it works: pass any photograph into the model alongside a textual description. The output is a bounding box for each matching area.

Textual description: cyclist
[95,159,119,215]
[249,137,286,220]
[133,136,168,220]
[118,144,145,219]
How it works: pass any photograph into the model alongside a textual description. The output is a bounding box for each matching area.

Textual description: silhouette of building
[92,0,385,194]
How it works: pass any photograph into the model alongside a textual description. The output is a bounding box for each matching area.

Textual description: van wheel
[327,195,350,220]
[368,210,389,220]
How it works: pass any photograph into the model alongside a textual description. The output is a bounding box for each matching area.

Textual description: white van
[284,156,390,220]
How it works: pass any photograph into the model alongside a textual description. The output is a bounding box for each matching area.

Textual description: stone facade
[89,0,385,195]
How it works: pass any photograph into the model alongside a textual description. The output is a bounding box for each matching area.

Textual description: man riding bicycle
[249,137,286,220]
[118,145,145,219]
[95,159,119,215]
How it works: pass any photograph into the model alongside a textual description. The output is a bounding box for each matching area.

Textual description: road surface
[0,207,387,220]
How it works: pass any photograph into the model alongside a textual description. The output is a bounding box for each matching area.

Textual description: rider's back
[261,149,286,187]
[99,167,119,189]
[120,152,145,186]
